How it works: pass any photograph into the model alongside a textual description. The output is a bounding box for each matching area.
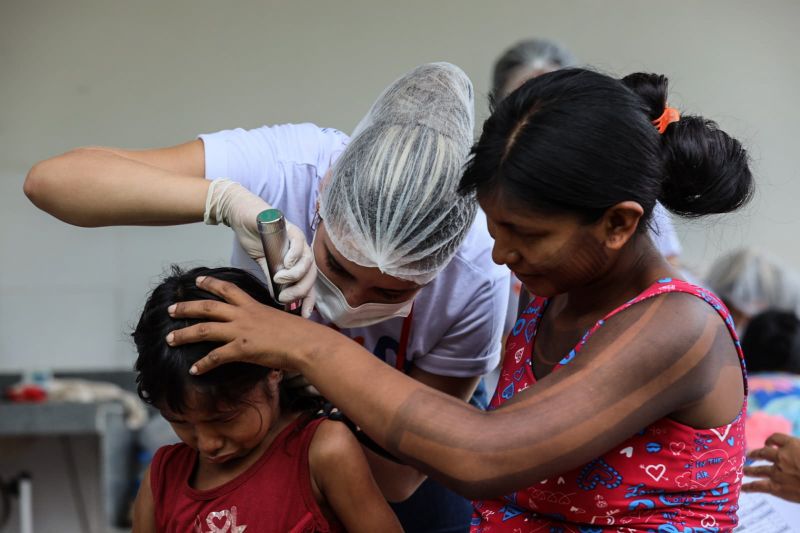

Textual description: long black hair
[132,266,322,416]
[461,68,754,226]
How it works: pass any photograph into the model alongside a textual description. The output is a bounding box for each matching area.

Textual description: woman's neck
[556,234,675,320]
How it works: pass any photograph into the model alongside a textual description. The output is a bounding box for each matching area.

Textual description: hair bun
[621,73,669,120]
[659,116,754,217]
[623,72,754,217]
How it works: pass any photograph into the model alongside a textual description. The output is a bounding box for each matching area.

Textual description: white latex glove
[204,178,316,317]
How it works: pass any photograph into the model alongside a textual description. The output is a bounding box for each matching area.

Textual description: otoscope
[258,209,402,462]
[256,208,302,314]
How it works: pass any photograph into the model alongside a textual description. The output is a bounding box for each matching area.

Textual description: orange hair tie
[652,106,680,134]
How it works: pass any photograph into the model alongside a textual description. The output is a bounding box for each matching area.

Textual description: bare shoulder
[650,289,728,330]
[308,418,368,496]
[308,421,404,532]
[560,288,738,402]
[309,418,360,464]
[594,288,731,357]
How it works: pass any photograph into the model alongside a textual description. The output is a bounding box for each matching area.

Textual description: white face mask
[312,232,415,328]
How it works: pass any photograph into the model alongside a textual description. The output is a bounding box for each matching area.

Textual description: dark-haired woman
[167,68,754,531]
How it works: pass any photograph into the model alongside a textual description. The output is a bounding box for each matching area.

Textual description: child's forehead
[161,384,265,417]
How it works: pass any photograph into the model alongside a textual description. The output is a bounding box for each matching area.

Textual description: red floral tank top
[472,278,747,532]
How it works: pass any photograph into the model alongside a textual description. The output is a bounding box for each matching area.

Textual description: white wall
[2,0,799,372]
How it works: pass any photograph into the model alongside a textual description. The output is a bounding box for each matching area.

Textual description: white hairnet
[319,62,477,284]
[706,248,800,317]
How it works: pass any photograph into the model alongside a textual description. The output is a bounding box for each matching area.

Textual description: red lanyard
[322,305,414,372]
[394,305,414,372]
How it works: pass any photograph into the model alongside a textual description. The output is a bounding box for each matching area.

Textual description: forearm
[294,322,692,500]
[24,147,208,226]
[176,277,737,501]
[297,336,517,498]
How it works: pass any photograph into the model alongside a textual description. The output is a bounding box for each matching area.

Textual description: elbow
[446,474,513,501]
[451,479,506,501]
[444,463,500,501]
[24,149,96,226]
[437,453,539,501]
[24,159,52,207]
[25,147,97,199]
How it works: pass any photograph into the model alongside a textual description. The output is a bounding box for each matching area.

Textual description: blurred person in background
[741,309,800,450]
[706,248,800,335]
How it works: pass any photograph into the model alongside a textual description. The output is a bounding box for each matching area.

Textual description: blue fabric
[469,378,490,409]
[390,478,472,533]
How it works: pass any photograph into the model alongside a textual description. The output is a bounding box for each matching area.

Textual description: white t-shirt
[650,203,682,259]
[200,123,510,378]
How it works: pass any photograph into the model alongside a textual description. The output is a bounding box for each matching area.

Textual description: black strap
[318,402,405,464]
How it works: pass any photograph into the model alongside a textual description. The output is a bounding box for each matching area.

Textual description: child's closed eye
[214,412,241,424]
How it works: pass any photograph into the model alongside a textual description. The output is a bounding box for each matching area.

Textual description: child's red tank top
[473,278,748,532]
[150,416,344,533]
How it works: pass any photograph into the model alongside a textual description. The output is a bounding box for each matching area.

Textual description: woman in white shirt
[25,62,509,532]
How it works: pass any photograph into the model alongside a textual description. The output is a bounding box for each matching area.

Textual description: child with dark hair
[131,266,401,533]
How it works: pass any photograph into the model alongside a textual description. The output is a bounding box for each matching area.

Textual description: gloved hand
[204,178,316,317]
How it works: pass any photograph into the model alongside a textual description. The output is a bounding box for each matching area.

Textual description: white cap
[320,62,477,284]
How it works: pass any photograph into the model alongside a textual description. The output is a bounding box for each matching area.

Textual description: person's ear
[598,201,644,251]
[268,369,284,387]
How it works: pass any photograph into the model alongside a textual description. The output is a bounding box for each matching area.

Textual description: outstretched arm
[169,276,742,499]
[24,141,208,226]
[25,140,317,314]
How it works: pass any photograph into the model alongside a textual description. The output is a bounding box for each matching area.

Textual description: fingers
[282,229,301,269]
[193,276,254,306]
[766,432,794,447]
[277,266,317,304]
[256,257,271,285]
[274,247,314,285]
[166,321,231,347]
[748,446,779,463]
[188,344,241,375]
[281,225,306,269]
[300,290,316,319]
[741,480,776,494]
[743,464,775,478]
[169,298,235,322]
